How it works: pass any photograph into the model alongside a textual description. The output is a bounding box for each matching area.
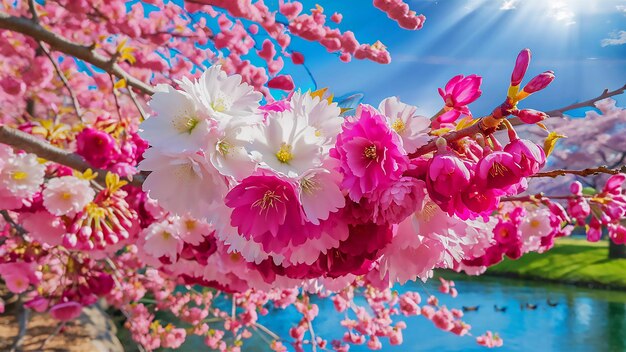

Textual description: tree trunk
[608,240,626,259]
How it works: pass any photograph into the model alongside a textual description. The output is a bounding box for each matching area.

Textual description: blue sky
[277,0,626,117]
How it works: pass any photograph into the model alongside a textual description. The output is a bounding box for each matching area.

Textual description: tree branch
[0,125,144,187]
[510,83,626,125]
[0,12,155,95]
[409,115,499,158]
[531,166,624,178]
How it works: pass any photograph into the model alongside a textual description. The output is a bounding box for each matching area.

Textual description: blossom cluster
[135,48,556,292]
[567,175,626,244]
[1,40,623,351]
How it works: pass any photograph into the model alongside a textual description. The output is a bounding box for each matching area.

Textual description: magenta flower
[504,138,546,176]
[603,173,626,195]
[437,74,482,123]
[225,172,308,253]
[331,105,409,202]
[426,152,471,203]
[476,152,523,194]
[460,184,499,218]
[76,127,119,168]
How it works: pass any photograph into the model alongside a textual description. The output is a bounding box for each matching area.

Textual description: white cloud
[617,5,626,15]
[601,30,626,47]
[549,0,576,25]
[500,0,518,10]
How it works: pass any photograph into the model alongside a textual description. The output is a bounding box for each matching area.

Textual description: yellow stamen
[391,119,406,133]
[61,192,72,200]
[185,219,196,231]
[489,162,509,178]
[172,112,199,134]
[162,231,172,240]
[211,99,227,112]
[300,177,320,194]
[364,145,377,160]
[11,171,28,180]
[276,143,293,164]
[217,140,231,156]
[418,201,439,222]
[252,190,283,210]
[530,219,540,228]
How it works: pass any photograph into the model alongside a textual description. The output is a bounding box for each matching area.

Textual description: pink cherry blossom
[331,105,408,202]
[437,74,482,123]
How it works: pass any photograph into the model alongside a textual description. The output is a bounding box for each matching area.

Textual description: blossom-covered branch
[0,12,154,95]
[0,125,144,187]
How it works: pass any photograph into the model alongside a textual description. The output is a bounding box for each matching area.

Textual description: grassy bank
[485,237,626,290]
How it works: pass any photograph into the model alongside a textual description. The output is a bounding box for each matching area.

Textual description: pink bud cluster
[568,175,626,243]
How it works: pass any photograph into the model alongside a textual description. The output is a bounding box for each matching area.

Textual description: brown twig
[39,321,66,350]
[531,166,623,178]
[127,87,147,121]
[1,210,27,236]
[27,0,39,22]
[0,125,144,187]
[501,194,584,202]
[510,83,626,125]
[39,42,83,120]
[0,12,155,95]
[109,74,123,120]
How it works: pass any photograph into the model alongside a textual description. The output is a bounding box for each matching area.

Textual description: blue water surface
[254,275,626,352]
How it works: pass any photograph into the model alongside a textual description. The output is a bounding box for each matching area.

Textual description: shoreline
[474,237,626,291]
[480,270,626,292]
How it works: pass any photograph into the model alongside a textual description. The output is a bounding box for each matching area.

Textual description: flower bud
[570,181,583,195]
[515,109,548,124]
[510,48,531,87]
[521,70,555,94]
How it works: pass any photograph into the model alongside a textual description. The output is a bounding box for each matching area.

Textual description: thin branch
[231,296,236,321]
[27,0,39,22]
[306,314,318,352]
[109,74,123,120]
[544,84,626,117]
[9,298,30,352]
[531,166,623,178]
[39,321,66,350]
[39,42,83,120]
[1,210,27,236]
[502,194,579,202]
[127,87,147,121]
[510,83,626,125]
[254,323,282,341]
[0,12,154,95]
[0,125,144,187]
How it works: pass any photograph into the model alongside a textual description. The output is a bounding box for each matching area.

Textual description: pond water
[252,274,626,352]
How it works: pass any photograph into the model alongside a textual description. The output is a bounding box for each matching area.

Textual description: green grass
[486,237,626,289]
